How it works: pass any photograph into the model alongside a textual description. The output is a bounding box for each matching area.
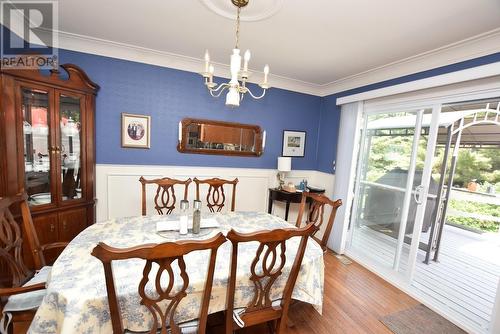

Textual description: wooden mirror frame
[177,118,264,157]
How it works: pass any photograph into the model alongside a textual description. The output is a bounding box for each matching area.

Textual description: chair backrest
[296,192,342,251]
[0,193,45,288]
[193,177,238,212]
[92,232,226,334]
[225,223,315,333]
[139,177,192,215]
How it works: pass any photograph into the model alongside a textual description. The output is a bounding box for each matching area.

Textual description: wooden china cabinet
[0,64,99,265]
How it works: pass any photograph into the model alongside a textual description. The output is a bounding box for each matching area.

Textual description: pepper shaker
[192,200,201,234]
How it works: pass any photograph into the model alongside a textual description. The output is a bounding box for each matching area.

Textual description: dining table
[29,211,324,333]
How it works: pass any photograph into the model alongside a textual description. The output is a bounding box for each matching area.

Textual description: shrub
[447,199,499,233]
[447,216,499,233]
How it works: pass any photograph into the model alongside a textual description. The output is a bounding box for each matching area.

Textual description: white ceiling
[52,0,500,91]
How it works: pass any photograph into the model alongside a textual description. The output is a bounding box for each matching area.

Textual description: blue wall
[55,49,323,170]
[316,52,500,174]
[3,25,500,173]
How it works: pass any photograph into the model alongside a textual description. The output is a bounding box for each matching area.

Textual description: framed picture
[282,130,306,157]
[121,113,151,148]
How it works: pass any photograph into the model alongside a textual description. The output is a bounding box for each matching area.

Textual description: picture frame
[121,113,151,148]
[282,130,306,157]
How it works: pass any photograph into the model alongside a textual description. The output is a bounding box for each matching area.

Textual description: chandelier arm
[208,82,229,94]
[245,86,267,99]
[208,83,230,98]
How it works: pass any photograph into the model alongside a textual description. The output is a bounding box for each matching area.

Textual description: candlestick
[263,64,269,84]
[204,50,210,73]
[243,50,251,72]
[209,65,214,83]
[262,131,266,149]
[178,121,182,143]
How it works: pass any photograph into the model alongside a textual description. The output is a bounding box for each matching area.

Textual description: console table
[268,187,325,221]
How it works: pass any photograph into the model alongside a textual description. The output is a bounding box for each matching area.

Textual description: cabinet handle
[49,146,61,154]
[50,223,55,233]
[62,220,67,230]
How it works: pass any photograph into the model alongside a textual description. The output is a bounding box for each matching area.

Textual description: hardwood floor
[211,250,419,334]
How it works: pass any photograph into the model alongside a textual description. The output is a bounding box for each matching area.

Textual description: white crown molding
[54,29,324,96]
[3,9,500,97]
[54,27,500,98]
[319,28,500,97]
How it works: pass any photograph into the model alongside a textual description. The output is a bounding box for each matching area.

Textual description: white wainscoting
[96,164,335,235]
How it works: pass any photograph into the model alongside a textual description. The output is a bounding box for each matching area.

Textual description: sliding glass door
[348,106,440,280]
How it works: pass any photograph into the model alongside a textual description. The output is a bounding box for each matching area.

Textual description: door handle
[414,185,425,205]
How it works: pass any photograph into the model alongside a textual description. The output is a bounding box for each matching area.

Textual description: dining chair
[91,232,227,334]
[0,192,68,333]
[225,222,315,334]
[295,192,342,252]
[139,176,192,215]
[193,177,238,212]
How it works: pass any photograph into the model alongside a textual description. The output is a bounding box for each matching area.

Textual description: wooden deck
[349,224,500,334]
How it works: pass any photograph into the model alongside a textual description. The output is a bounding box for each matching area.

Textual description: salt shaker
[179,200,189,235]
[192,200,201,234]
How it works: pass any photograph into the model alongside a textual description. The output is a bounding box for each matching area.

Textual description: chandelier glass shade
[201,0,270,107]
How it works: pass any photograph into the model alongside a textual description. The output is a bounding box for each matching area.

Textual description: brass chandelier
[201,0,270,107]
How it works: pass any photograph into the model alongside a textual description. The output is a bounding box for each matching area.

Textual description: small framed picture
[121,113,151,148]
[282,130,306,157]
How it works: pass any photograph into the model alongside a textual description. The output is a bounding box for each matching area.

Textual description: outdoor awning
[367,109,500,146]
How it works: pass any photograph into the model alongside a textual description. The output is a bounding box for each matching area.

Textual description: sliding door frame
[341,75,500,334]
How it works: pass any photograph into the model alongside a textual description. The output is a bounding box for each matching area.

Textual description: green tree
[453,149,493,187]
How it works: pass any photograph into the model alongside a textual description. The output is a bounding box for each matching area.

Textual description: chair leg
[267,320,276,334]
[276,316,289,334]
[286,299,299,328]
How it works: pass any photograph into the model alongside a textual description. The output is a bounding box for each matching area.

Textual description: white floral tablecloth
[29,212,324,333]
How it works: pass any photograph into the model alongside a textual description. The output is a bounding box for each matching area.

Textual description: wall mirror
[177,118,264,156]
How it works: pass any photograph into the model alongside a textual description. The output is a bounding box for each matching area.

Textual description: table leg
[268,196,273,214]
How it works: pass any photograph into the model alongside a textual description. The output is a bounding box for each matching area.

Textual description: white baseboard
[95,164,335,231]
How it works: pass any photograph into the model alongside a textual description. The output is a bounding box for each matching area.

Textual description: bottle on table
[192,200,201,234]
[179,200,189,235]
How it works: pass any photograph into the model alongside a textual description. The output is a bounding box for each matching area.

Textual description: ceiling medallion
[201,0,271,107]
[200,0,283,22]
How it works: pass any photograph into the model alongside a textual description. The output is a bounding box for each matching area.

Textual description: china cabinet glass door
[22,87,54,206]
[58,92,84,202]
